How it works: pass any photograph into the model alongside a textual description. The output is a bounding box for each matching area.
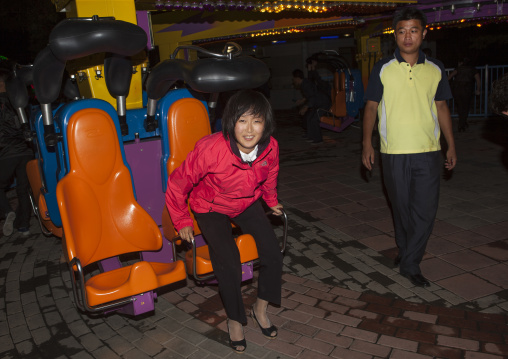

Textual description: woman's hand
[178,226,194,242]
[270,203,283,216]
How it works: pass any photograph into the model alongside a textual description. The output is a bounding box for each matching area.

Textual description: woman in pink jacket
[166,89,283,354]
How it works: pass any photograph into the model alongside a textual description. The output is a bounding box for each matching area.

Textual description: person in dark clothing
[292,68,331,144]
[0,68,34,236]
[448,57,481,132]
[306,56,332,99]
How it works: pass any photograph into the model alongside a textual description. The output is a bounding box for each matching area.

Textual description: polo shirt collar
[394,48,426,65]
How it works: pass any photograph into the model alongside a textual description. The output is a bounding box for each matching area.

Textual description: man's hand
[178,226,194,242]
[362,144,375,171]
[435,100,457,171]
[361,100,379,172]
[444,147,457,170]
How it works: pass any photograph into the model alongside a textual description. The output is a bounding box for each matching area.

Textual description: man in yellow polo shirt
[362,8,457,287]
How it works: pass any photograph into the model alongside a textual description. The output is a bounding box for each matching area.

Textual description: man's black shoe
[394,255,401,267]
[402,273,430,287]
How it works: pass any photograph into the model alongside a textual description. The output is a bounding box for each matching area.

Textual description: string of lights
[192,18,359,44]
[154,0,400,13]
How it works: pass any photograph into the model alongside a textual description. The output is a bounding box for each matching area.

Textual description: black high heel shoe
[227,320,246,354]
[251,306,277,339]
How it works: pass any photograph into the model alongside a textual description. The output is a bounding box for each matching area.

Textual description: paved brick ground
[1,111,507,358]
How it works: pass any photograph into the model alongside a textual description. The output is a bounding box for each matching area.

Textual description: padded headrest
[146,56,270,100]
[34,16,147,106]
[6,75,29,109]
[49,17,147,61]
[104,55,133,97]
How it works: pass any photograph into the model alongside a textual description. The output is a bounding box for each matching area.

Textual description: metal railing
[445,65,507,117]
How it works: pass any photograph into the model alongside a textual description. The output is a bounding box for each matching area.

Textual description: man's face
[394,19,427,57]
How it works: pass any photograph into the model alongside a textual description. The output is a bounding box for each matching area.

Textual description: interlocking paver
[340,327,378,343]
[395,328,436,344]
[348,308,381,321]
[349,339,392,357]
[326,312,362,327]
[437,335,480,351]
[402,311,437,324]
[419,322,459,336]
[307,318,344,335]
[330,346,373,359]
[377,334,418,352]
[463,352,505,359]
[295,335,335,355]
[389,348,433,359]
[318,300,349,314]
[282,321,319,337]
[483,342,508,356]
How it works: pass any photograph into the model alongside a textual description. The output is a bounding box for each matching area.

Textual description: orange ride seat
[26,159,63,237]
[320,71,347,128]
[161,97,211,240]
[56,107,186,309]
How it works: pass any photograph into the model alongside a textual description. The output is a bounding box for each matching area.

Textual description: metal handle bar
[171,42,242,60]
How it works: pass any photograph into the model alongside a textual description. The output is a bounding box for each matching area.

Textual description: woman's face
[234,111,265,154]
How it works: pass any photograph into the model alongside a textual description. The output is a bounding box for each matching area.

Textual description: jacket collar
[228,135,269,165]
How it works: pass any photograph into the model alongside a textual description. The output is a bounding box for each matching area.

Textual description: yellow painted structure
[357,36,382,88]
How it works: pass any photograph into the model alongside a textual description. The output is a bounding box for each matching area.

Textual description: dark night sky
[0,1,65,64]
[433,22,508,68]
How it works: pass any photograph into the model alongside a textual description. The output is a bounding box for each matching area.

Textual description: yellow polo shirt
[365,49,452,154]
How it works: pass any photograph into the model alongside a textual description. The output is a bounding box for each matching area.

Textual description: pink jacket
[165,132,279,231]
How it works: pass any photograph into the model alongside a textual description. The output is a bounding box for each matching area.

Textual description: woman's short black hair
[221,89,275,144]
[392,7,427,30]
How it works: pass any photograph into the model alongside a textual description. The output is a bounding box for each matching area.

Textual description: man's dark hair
[292,69,304,79]
[222,89,275,144]
[490,74,508,114]
[392,7,427,30]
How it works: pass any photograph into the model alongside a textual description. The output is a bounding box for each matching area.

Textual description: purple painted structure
[136,11,153,50]
[241,262,254,281]
[141,228,176,263]
[416,0,507,24]
[105,291,156,316]
[320,116,356,133]
[98,257,122,272]
[124,138,165,225]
